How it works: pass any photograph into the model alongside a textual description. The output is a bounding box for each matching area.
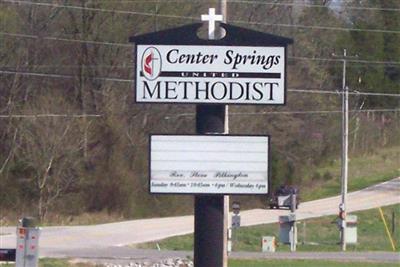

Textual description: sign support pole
[194,105,226,267]
[194,7,227,267]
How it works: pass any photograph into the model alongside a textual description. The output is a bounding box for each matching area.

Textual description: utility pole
[220,1,229,266]
[334,49,356,251]
[333,49,358,251]
[341,49,348,251]
[290,193,297,252]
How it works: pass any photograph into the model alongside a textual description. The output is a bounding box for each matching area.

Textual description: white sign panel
[136,45,286,105]
[150,135,269,194]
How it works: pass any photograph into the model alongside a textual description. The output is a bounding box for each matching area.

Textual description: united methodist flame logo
[141,47,162,81]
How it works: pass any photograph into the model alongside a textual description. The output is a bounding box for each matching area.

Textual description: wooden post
[392,211,395,235]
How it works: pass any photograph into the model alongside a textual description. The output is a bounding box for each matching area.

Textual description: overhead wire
[2,0,400,34]
[2,1,400,65]
[5,0,398,12]
[1,69,399,98]
[290,56,400,66]
[2,32,400,66]
[229,109,400,116]
[1,0,195,20]
[230,19,400,34]
[0,32,131,47]
[228,0,400,12]
[0,109,398,119]
[1,1,399,101]
[0,114,102,118]
[288,88,400,97]
[165,108,400,119]
[0,70,133,83]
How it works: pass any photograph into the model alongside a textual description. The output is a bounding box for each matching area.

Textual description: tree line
[0,0,399,222]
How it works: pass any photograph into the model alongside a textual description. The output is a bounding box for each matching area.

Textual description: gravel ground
[71,257,193,267]
[67,250,399,266]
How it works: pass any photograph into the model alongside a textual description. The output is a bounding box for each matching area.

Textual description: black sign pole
[194,105,226,267]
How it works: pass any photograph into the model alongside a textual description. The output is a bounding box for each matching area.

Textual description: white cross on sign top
[201,8,223,40]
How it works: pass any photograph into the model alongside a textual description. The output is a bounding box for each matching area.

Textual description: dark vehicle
[268,185,300,209]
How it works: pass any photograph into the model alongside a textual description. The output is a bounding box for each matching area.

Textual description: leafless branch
[0,128,18,174]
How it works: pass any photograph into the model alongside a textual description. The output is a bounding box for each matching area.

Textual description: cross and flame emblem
[141,47,162,80]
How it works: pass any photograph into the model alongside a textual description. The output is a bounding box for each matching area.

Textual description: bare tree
[14,94,84,221]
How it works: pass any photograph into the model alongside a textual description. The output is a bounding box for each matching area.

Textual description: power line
[2,32,400,66]
[15,0,398,12]
[2,60,400,70]
[0,32,131,47]
[350,90,400,97]
[0,70,133,83]
[2,70,399,98]
[82,0,201,3]
[231,19,400,34]
[2,0,195,20]
[1,65,135,69]
[1,109,398,119]
[166,108,400,119]
[289,88,341,95]
[3,0,400,34]
[290,56,400,66]
[0,114,102,118]
[228,0,400,12]
[288,88,400,97]
[229,109,400,116]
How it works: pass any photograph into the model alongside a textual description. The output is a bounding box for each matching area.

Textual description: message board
[136,45,286,105]
[150,135,269,194]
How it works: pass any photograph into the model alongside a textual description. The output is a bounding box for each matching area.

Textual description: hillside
[0,0,399,222]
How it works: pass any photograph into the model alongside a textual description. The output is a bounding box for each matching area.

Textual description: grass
[137,204,400,252]
[301,146,400,201]
[0,210,126,227]
[1,147,398,227]
[229,259,399,267]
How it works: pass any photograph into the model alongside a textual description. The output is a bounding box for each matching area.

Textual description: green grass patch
[2,147,398,226]
[229,259,398,267]
[138,204,400,252]
[301,146,400,201]
[0,210,126,227]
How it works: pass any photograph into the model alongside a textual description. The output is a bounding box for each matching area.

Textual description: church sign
[130,22,293,195]
[131,23,292,106]
[131,12,294,266]
[150,135,269,194]
[136,45,285,104]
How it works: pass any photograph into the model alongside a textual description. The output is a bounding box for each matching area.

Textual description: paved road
[0,177,399,259]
